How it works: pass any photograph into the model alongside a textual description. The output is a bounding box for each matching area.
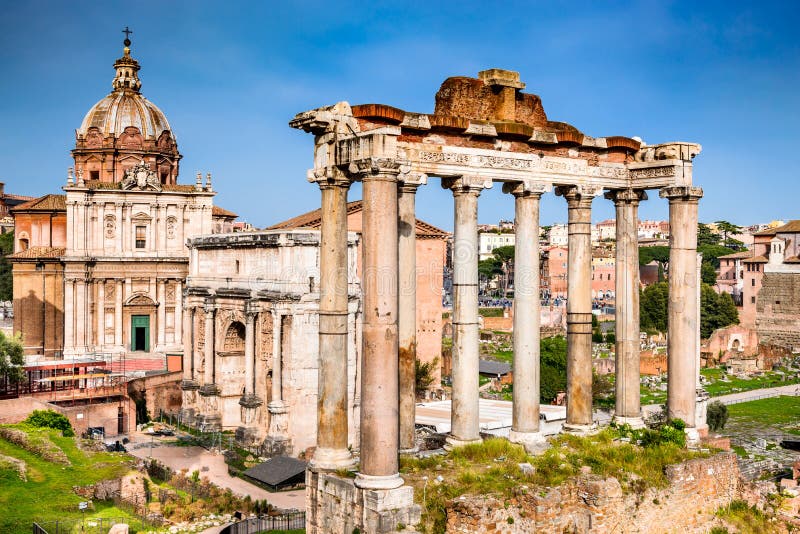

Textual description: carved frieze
[121,161,162,191]
[104,214,116,239]
[629,166,676,180]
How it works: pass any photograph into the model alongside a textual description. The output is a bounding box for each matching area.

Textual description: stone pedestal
[306,469,421,534]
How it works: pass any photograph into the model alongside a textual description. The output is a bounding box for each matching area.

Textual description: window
[19,238,29,251]
[135,226,146,249]
[751,296,756,304]
[751,278,755,287]
[90,170,99,181]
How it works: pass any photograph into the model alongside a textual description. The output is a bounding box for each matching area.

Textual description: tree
[706,401,729,432]
[415,357,439,395]
[24,409,75,437]
[0,232,13,301]
[539,336,567,403]
[640,282,669,333]
[697,223,720,247]
[0,331,24,386]
[638,246,670,268]
[701,261,718,284]
[714,221,742,248]
[492,245,515,296]
[700,284,739,338]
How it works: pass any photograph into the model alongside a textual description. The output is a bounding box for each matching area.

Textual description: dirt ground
[126,432,305,511]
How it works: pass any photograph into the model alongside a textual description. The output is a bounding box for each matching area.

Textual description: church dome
[77,40,173,141]
[72,33,181,185]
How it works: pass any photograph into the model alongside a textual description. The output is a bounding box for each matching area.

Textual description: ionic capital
[441,175,493,196]
[347,157,403,181]
[604,188,648,205]
[398,171,427,193]
[555,184,601,207]
[501,179,551,198]
[203,298,217,314]
[659,186,703,202]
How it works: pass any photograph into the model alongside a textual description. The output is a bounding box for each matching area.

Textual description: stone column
[182,305,194,383]
[606,189,647,428]
[242,304,258,399]
[75,279,87,352]
[201,301,218,392]
[310,174,354,470]
[175,282,183,347]
[556,185,599,433]
[443,175,492,448]
[114,280,123,349]
[115,203,123,253]
[660,186,703,443]
[353,157,402,490]
[398,173,427,454]
[157,280,166,350]
[504,181,548,450]
[96,281,105,349]
[64,279,75,352]
[270,311,284,409]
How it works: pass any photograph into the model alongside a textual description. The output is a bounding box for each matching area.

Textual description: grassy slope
[0,426,137,534]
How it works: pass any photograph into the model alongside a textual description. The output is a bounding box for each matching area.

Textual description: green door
[131,315,150,352]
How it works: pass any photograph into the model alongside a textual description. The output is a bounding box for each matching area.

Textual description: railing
[220,512,306,534]
[719,389,800,406]
[32,517,149,534]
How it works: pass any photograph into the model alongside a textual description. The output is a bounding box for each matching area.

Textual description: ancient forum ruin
[291,69,703,532]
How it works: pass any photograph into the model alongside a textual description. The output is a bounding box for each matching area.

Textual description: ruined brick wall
[127,372,182,419]
[446,453,740,533]
[640,351,668,375]
[756,271,800,350]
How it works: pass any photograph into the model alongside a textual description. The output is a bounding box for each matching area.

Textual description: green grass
[727,395,800,433]
[400,431,707,534]
[715,500,785,534]
[478,307,504,317]
[0,425,137,533]
[701,368,800,397]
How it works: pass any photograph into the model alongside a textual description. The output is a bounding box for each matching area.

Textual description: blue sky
[1,1,798,231]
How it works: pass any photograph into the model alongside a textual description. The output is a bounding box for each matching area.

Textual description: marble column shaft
[607,189,646,425]
[312,179,353,470]
[505,184,545,439]
[398,178,424,453]
[244,310,256,396]
[557,186,596,430]
[357,163,402,489]
[182,306,193,382]
[660,186,703,428]
[203,303,216,386]
[271,311,283,406]
[444,176,489,447]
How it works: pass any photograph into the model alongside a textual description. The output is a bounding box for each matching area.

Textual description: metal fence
[718,389,800,406]
[220,512,306,534]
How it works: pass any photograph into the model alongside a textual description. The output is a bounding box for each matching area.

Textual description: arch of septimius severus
[292,69,703,533]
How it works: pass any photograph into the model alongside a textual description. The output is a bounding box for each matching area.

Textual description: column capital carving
[245,300,260,318]
[604,188,648,205]
[501,180,551,198]
[203,299,217,314]
[441,175,493,196]
[347,157,403,180]
[398,171,427,193]
[555,184,601,206]
[306,166,351,189]
[659,186,703,201]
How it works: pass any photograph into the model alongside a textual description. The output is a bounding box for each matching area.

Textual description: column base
[444,435,483,450]
[309,447,355,471]
[238,394,263,409]
[562,422,598,436]
[685,427,701,449]
[354,472,404,490]
[180,379,200,391]
[612,415,646,429]
[508,430,548,454]
[235,426,261,446]
[196,414,222,433]
[198,383,220,396]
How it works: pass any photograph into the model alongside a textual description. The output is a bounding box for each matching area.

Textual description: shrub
[23,410,75,437]
[707,401,729,432]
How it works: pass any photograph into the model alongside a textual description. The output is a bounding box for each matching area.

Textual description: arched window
[223,322,246,352]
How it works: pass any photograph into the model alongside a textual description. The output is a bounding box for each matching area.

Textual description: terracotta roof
[717,251,752,260]
[742,255,768,263]
[3,193,35,202]
[12,194,66,212]
[212,205,238,218]
[784,255,800,264]
[267,200,450,238]
[7,246,65,260]
[773,220,800,234]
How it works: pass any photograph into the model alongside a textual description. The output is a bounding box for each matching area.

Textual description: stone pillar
[606,189,647,428]
[114,279,123,349]
[182,305,194,383]
[175,282,183,347]
[310,174,354,470]
[157,280,166,350]
[96,281,105,349]
[239,301,262,438]
[266,310,289,452]
[75,279,87,353]
[443,175,492,448]
[115,203,123,253]
[504,181,548,450]
[398,173,427,454]
[660,186,703,443]
[244,308,256,397]
[353,158,403,490]
[201,301,218,392]
[64,279,75,352]
[556,185,599,433]
[695,252,709,436]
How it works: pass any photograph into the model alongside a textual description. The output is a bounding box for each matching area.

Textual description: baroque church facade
[11,37,222,357]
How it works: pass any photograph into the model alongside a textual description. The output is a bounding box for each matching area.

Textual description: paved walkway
[127,436,305,511]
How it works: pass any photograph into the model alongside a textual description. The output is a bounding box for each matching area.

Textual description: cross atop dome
[112,26,141,92]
